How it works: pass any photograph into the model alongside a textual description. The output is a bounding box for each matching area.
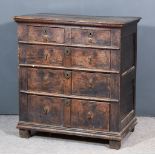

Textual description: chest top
[14,13,141,27]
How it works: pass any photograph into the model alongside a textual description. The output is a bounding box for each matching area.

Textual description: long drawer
[19,67,119,100]
[18,24,120,48]
[20,94,110,131]
[19,44,120,72]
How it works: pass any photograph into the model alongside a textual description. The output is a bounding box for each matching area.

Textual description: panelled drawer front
[72,71,110,98]
[20,68,119,100]
[25,94,109,131]
[27,68,65,94]
[71,28,111,46]
[28,25,65,43]
[71,48,110,70]
[19,44,64,66]
[18,24,120,48]
[71,47,120,71]
[19,45,120,72]
[28,95,64,125]
[71,99,109,131]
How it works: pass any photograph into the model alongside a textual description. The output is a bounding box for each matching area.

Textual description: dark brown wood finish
[19,44,64,66]
[71,99,109,131]
[27,95,64,125]
[14,13,141,149]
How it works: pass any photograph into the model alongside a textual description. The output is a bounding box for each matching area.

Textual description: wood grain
[15,13,141,149]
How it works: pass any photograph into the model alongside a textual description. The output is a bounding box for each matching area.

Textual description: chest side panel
[120,23,137,130]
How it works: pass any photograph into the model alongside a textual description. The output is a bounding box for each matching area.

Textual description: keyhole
[64,71,71,79]
[65,48,71,56]
[89,32,92,36]
[44,29,47,34]
[65,99,70,106]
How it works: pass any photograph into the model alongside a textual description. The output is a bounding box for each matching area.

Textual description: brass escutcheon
[42,27,48,42]
[64,71,71,79]
[64,47,71,56]
[88,30,93,37]
[43,27,48,34]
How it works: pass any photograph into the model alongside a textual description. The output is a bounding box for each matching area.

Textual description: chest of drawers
[14,14,141,149]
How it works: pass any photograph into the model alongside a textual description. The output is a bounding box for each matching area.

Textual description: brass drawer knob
[88,78,93,88]
[88,56,92,64]
[88,38,93,43]
[45,53,49,60]
[65,47,71,56]
[43,106,49,115]
[88,31,93,43]
[43,35,48,42]
[87,111,94,120]
[64,71,71,79]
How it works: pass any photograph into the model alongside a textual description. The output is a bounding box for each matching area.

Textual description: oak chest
[14,14,141,149]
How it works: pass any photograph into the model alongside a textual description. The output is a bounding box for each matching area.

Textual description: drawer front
[72,71,110,98]
[28,95,64,125]
[71,47,111,70]
[28,25,65,43]
[19,45,64,66]
[71,99,109,131]
[71,28,111,46]
[19,45,120,71]
[27,68,65,94]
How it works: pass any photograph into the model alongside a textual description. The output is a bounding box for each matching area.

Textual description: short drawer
[19,45,120,71]
[71,71,119,100]
[72,71,110,98]
[17,24,65,43]
[27,68,65,94]
[71,99,109,131]
[71,47,120,71]
[28,25,65,43]
[28,95,64,125]
[71,28,111,47]
[19,44,64,66]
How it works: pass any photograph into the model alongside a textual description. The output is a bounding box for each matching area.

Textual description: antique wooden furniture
[14,14,141,149]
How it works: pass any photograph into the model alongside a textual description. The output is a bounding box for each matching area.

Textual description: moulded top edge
[14,13,141,28]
